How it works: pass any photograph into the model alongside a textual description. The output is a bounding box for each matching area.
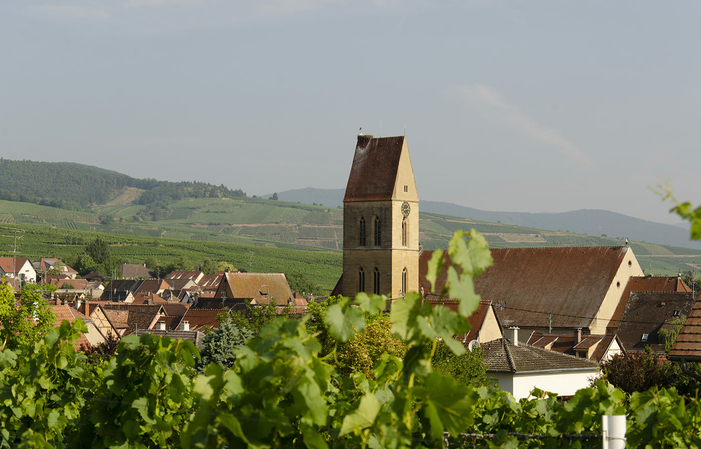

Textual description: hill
[0,159,246,213]
[270,187,700,251]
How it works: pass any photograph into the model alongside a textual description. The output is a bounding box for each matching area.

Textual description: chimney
[181,320,190,331]
[509,327,519,346]
[156,321,166,331]
[575,328,582,344]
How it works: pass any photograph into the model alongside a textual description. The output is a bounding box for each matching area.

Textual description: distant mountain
[270,187,700,250]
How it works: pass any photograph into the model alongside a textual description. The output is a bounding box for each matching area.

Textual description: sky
[1,1,700,225]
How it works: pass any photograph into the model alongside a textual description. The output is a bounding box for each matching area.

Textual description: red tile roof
[419,246,631,330]
[179,309,224,331]
[482,338,599,373]
[0,257,30,275]
[669,295,701,361]
[211,272,293,307]
[343,135,405,202]
[618,291,698,354]
[51,305,92,348]
[608,276,691,331]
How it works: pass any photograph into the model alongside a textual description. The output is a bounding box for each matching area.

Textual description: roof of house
[120,264,155,279]
[0,257,31,275]
[179,308,224,331]
[36,258,78,274]
[55,279,92,290]
[419,246,631,329]
[217,272,294,306]
[109,279,143,294]
[343,135,406,202]
[669,294,701,361]
[101,304,165,335]
[135,279,171,295]
[167,271,204,282]
[527,332,619,361]
[481,338,599,374]
[130,292,168,305]
[617,291,698,353]
[197,274,223,289]
[83,272,105,281]
[609,276,691,331]
[51,304,92,348]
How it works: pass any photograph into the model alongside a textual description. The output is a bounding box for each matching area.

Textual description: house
[527,331,624,362]
[135,279,172,297]
[101,304,168,336]
[203,272,294,309]
[668,294,701,363]
[0,257,36,286]
[176,308,224,332]
[616,291,698,354]
[34,258,78,279]
[52,304,108,348]
[167,271,205,284]
[419,246,644,337]
[120,263,155,279]
[481,329,600,400]
[607,275,691,334]
[75,303,121,340]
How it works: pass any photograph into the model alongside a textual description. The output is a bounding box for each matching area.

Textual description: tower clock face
[401,202,411,217]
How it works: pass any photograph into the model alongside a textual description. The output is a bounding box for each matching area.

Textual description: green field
[2,199,700,278]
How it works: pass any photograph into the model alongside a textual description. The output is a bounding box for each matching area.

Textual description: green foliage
[431,341,492,388]
[199,321,254,370]
[659,315,686,352]
[0,284,57,350]
[166,255,193,274]
[85,237,110,265]
[599,349,678,394]
[655,180,701,240]
[227,300,288,335]
[200,258,218,276]
[286,272,324,296]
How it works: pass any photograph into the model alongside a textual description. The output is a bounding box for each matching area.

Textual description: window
[373,267,380,295]
[402,218,407,247]
[374,216,381,246]
[402,267,407,295]
[404,185,408,192]
[359,217,366,247]
[641,333,649,342]
[358,267,365,292]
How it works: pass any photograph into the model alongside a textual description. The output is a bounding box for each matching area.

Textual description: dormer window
[673,310,680,317]
[359,217,366,247]
[641,333,649,342]
[374,216,381,246]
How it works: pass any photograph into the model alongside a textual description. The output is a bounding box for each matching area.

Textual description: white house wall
[488,370,599,400]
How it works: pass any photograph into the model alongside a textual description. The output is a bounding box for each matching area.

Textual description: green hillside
[0,223,342,292]
[1,200,700,278]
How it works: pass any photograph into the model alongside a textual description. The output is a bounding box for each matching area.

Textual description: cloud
[35,4,109,19]
[453,84,594,169]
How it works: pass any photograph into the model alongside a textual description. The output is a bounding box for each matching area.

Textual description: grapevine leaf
[426,250,445,294]
[302,424,329,449]
[339,393,380,436]
[355,293,386,315]
[391,292,428,341]
[132,397,156,425]
[418,372,475,437]
[324,302,365,342]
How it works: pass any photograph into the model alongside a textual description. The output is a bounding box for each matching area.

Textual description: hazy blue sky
[2,1,699,224]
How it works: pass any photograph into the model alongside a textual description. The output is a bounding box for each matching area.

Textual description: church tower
[342,134,419,299]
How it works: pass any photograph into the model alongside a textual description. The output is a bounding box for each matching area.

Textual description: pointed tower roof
[344,135,408,202]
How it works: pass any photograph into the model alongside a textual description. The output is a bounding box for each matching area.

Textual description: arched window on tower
[373,267,380,295]
[402,218,407,247]
[359,217,366,247]
[358,267,365,292]
[374,216,381,247]
[402,267,407,295]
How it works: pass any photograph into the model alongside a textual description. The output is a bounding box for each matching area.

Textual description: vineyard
[1,231,700,448]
